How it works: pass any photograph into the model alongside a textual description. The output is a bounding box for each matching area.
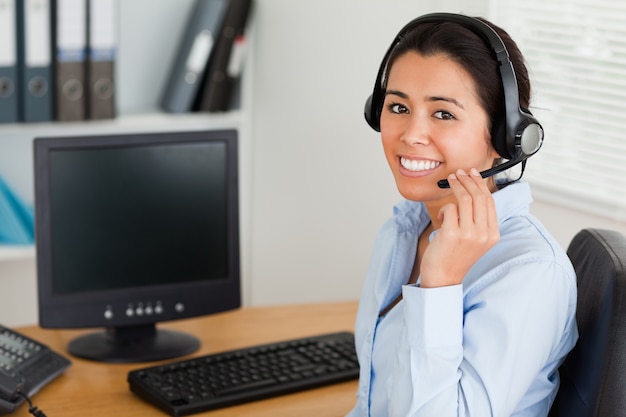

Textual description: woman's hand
[420,168,500,288]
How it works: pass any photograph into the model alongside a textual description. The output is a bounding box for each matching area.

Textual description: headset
[363,13,544,188]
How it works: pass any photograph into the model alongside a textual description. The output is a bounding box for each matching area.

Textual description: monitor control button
[175,303,185,313]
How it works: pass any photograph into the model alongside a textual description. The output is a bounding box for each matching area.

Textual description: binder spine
[160,0,229,113]
[0,0,19,124]
[86,0,116,119]
[198,0,253,112]
[17,0,53,123]
[53,0,87,121]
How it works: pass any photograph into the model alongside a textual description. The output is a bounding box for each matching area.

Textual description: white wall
[245,0,490,306]
[531,199,626,248]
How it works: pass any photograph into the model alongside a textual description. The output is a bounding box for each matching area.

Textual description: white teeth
[400,157,441,172]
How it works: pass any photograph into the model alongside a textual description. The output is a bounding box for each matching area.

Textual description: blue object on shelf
[0,176,34,245]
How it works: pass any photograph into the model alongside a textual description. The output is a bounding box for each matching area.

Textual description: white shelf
[0,110,244,135]
[0,245,35,262]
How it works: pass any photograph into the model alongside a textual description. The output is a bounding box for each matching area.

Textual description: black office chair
[549,228,626,417]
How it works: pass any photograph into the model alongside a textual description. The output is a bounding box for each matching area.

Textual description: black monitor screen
[49,141,228,293]
[34,129,240,363]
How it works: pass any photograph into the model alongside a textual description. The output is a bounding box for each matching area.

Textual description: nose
[401,115,430,147]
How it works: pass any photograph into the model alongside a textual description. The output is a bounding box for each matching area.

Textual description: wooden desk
[13,301,359,417]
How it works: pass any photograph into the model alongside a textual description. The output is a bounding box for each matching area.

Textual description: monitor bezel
[34,129,241,331]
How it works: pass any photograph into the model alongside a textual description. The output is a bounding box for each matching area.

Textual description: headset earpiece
[490,117,508,158]
[516,112,543,157]
[364,94,380,132]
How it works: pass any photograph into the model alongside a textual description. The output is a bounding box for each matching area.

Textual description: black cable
[16,392,47,417]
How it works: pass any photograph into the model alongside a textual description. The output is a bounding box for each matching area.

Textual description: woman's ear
[490,147,501,159]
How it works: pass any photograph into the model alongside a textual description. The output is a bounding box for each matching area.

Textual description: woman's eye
[386,103,408,114]
[433,110,455,120]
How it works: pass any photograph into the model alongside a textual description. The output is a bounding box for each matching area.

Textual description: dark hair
[383,17,531,141]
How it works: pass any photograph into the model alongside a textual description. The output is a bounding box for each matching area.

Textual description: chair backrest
[549,228,626,417]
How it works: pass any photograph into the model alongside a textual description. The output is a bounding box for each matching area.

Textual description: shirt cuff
[401,284,463,348]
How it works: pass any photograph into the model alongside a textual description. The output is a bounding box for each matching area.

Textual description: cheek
[440,131,494,169]
[379,117,402,142]
[472,140,499,170]
[380,135,397,168]
[480,128,500,161]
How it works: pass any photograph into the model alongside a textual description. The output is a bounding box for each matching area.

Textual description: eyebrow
[385,90,465,110]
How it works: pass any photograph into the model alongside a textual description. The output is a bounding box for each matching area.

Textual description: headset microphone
[437,155,525,188]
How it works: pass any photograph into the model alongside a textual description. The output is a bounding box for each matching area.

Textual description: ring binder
[86,0,116,119]
[197,0,252,112]
[0,0,19,124]
[160,0,229,113]
[17,0,53,122]
[52,0,87,121]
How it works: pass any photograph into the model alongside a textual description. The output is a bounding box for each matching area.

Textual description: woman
[347,13,577,417]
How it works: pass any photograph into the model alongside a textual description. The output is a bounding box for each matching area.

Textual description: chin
[395,181,448,202]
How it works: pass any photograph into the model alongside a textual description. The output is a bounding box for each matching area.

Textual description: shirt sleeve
[387,260,575,417]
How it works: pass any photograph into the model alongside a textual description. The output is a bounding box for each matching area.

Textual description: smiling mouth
[400,157,441,172]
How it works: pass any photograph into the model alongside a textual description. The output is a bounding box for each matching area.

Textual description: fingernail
[470,168,481,177]
[457,169,467,176]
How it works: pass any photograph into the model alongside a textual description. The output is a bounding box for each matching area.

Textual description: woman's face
[380,51,499,202]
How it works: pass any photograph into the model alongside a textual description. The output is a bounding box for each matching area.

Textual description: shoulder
[466,211,576,299]
[492,181,572,273]
[465,181,576,294]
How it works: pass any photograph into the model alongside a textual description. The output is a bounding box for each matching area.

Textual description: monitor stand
[67,323,200,363]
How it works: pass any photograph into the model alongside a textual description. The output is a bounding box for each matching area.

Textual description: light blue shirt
[346,182,578,417]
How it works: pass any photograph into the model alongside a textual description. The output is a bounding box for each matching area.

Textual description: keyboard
[0,325,72,414]
[128,331,359,416]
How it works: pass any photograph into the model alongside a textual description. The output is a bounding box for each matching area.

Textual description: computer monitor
[33,129,241,363]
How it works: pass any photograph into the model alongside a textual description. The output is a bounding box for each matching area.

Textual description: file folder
[0,176,34,245]
[160,0,229,113]
[197,0,252,112]
[52,0,87,121]
[86,0,116,119]
[0,0,19,124]
[16,0,53,122]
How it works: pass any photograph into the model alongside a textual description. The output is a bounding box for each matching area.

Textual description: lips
[400,157,441,172]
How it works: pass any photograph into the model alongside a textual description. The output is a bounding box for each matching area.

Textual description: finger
[438,201,460,229]
[468,169,497,215]
[468,168,498,229]
[468,168,492,192]
[448,170,495,237]
[448,169,479,227]
[459,168,498,227]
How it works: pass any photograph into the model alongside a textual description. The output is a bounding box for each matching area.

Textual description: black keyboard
[127,331,359,416]
[0,325,72,414]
